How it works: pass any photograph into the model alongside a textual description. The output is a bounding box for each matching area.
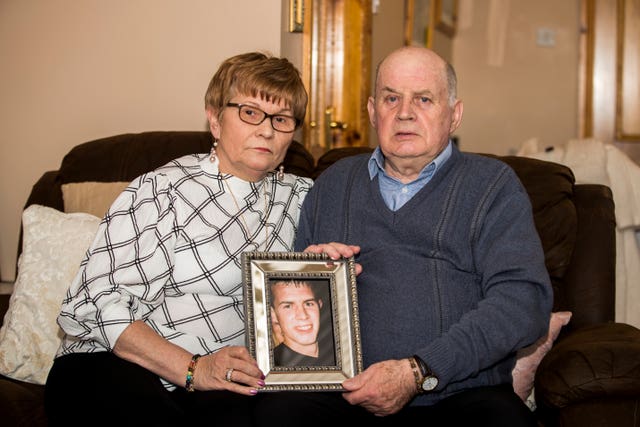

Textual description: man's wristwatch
[412,355,439,392]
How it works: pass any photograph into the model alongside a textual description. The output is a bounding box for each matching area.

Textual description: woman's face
[207,95,296,182]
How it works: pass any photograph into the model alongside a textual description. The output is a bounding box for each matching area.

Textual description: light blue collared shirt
[367,141,452,211]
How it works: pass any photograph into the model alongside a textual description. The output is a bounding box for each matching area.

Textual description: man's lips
[395,131,417,139]
[295,324,313,332]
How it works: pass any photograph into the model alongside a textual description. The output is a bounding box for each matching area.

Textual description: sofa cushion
[486,155,578,311]
[59,131,214,184]
[57,132,315,185]
[0,374,46,426]
[535,322,640,409]
[0,205,100,384]
[313,146,374,179]
[62,181,129,218]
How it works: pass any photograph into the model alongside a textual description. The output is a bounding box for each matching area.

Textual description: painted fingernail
[250,389,258,395]
[261,374,265,380]
[258,380,265,387]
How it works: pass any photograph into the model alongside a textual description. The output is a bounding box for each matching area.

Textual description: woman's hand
[194,346,265,395]
[113,322,264,396]
[303,242,362,275]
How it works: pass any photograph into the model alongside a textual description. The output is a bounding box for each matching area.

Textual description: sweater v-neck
[365,152,459,222]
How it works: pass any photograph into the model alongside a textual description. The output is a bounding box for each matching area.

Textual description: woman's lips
[253,147,272,153]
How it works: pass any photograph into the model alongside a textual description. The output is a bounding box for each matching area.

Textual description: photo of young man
[269,279,336,367]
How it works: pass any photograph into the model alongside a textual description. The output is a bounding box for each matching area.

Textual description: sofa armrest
[24,170,63,211]
[535,322,640,409]
[561,184,616,329]
[0,294,9,328]
[0,374,46,426]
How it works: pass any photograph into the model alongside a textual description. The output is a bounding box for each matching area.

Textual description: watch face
[422,376,438,391]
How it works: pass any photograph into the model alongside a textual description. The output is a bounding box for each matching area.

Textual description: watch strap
[408,357,424,394]
[413,354,430,377]
[413,355,439,391]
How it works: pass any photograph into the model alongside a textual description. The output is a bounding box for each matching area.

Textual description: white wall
[452,0,580,155]
[0,0,588,282]
[369,0,408,148]
[0,0,285,281]
[369,0,580,156]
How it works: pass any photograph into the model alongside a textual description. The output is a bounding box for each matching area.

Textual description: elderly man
[255,46,552,427]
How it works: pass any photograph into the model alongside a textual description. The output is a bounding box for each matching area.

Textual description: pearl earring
[209,140,218,162]
[277,165,285,180]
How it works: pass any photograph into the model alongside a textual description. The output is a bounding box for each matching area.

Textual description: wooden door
[301,0,372,159]
[580,0,640,160]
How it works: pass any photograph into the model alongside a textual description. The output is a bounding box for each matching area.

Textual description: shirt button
[402,187,408,193]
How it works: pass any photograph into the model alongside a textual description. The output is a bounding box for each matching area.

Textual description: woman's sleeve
[57,173,179,351]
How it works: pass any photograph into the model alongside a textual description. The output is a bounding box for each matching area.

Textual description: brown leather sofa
[1,131,639,426]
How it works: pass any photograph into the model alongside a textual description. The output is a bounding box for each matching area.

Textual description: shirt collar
[367,140,453,181]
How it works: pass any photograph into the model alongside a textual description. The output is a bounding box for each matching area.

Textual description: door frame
[301,0,372,159]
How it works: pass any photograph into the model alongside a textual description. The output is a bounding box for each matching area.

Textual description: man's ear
[270,306,284,344]
[318,299,323,310]
[367,96,377,128]
[449,99,464,134]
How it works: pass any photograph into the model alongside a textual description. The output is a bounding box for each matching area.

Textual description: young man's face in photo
[271,282,322,354]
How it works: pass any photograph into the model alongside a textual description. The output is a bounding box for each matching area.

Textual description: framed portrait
[242,251,362,391]
[405,0,433,47]
[288,0,304,33]
[405,0,457,46]
[434,0,457,37]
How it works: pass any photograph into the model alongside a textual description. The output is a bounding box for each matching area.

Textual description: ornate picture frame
[435,0,457,37]
[289,0,304,33]
[242,251,362,391]
[405,0,433,47]
[405,0,457,47]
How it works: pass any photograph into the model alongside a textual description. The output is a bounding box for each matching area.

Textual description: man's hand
[303,242,362,275]
[341,359,418,416]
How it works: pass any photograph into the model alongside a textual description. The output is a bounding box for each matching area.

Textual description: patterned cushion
[0,205,100,384]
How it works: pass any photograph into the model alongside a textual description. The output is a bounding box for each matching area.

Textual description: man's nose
[397,99,416,120]
[295,306,309,318]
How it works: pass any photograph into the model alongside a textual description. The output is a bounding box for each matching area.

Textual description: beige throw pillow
[62,181,129,217]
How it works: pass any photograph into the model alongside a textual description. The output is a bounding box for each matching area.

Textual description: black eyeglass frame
[226,103,301,133]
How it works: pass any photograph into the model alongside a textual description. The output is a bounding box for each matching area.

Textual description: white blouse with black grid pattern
[56,153,312,389]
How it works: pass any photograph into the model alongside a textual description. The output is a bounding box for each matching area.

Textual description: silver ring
[225,368,234,382]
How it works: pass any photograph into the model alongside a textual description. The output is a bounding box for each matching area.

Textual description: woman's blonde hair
[204,51,308,124]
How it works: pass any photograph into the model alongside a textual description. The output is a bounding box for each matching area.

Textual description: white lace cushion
[512,311,573,409]
[0,205,100,384]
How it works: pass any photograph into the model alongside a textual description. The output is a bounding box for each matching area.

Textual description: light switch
[536,28,556,47]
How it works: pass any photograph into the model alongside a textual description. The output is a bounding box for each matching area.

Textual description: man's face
[271,283,322,353]
[368,47,463,170]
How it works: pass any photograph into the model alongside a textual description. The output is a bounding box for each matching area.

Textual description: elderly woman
[44,52,312,426]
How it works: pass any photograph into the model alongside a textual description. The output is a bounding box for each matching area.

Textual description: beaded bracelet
[185,354,201,392]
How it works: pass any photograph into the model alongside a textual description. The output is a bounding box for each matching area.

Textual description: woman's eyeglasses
[226,103,300,133]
